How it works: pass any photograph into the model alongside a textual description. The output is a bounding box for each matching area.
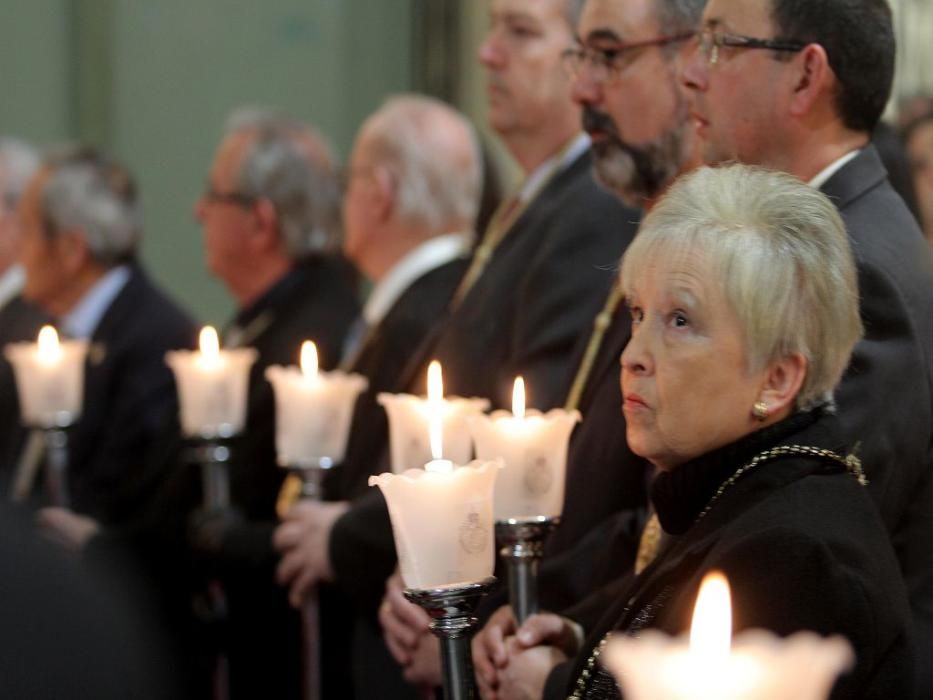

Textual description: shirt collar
[61,265,131,340]
[0,264,24,309]
[517,133,590,203]
[363,232,471,326]
[809,149,861,190]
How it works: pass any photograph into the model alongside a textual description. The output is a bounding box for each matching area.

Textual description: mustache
[582,107,621,140]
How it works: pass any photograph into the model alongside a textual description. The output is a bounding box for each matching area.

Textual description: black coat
[69,265,196,524]
[820,146,933,694]
[549,411,913,700]
[329,151,639,606]
[405,149,639,410]
[324,256,469,502]
[88,255,359,700]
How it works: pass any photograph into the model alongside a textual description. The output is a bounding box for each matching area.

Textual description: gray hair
[563,0,586,27]
[361,94,481,233]
[41,149,141,266]
[656,0,705,52]
[0,137,39,208]
[621,164,863,410]
[225,108,341,257]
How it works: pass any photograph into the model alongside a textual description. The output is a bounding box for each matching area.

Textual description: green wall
[0,0,414,324]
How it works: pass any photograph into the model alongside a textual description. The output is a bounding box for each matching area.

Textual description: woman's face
[620,250,771,471]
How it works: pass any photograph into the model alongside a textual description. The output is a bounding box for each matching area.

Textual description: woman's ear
[757,352,808,420]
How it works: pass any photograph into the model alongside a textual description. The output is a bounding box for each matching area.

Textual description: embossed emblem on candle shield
[458,509,488,554]
[523,455,553,496]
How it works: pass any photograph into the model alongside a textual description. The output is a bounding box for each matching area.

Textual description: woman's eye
[670,312,689,328]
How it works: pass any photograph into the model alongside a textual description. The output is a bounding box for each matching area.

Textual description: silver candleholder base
[42,427,71,508]
[189,438,234,511]
[404,577,496,700]
[495,516,560,624]
[285,456,334,502]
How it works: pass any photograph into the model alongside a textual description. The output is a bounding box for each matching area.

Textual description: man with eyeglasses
[40,113,359,698]
[682,0,933,693]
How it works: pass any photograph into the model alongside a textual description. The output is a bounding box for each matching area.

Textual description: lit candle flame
[427,360,444,460]
[199,326,220,360]
[300,340,318,379]
[427,360,443,403]
[512,376,525,419]
[37,325,62,365]
[690,571,732,666]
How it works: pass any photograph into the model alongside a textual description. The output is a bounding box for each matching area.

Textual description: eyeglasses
[561,32,695,83]
[696,27,806,65]
[201,185,257,208]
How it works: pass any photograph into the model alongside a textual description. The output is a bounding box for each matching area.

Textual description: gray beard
[591,126,687,208]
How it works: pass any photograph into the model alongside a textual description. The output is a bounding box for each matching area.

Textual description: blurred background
[0,0,929,323]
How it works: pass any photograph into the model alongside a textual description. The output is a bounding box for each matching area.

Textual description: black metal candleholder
[403,577,496,700]
[42,426,71,508]
[495,516,560,624]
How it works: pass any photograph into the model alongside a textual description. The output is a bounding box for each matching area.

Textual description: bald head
[358,94,481,233]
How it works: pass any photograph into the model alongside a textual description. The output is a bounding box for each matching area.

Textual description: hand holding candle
[165,326,257,439]
[602,571,854,700]
[4,325,88,428]
[265,340,368,468]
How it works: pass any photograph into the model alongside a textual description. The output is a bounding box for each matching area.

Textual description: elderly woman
[483,164,912,700]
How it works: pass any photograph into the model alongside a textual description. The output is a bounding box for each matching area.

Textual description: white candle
[165,326,257,439]
[377,360,488,473]
[265,340,369,467]
[469,376,580,519]
[4,325,88,428]
[602,571,854,700]
[370,455,502,590]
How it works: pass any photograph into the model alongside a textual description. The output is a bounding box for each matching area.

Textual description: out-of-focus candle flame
[427,360,443,404]
[690,571,732,666]
[37,325,61,365]
[429,412,444,461]
[512,376,525,419]
[199,326,220,361]
[300,341,318,379]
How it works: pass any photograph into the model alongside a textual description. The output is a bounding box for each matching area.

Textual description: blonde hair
[621,164,863,410]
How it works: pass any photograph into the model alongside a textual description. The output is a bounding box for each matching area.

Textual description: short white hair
[621,164,863,410]
[360,94,481,233]
[224,108,341,257]
[41,149,141,266]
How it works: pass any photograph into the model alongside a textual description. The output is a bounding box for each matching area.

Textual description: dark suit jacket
[548,413,913,700]
[0,295,49,486]
[88,254,359,700]
[819,146,933,694]
[329,151,640,605]
[325,256,469,502]
[62,265,196,525]
[405,149,639,410]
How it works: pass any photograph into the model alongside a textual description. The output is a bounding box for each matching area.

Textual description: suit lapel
[819,145,887,210]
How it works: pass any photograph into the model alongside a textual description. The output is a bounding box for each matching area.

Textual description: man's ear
[57,229,93,274]
[371,165,396,224]
[788,44,833,118]
[252,198,282,251]
[757,352,808,418]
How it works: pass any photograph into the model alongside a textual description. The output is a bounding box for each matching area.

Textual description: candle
[265,340,368,467]
[469,376,580,519]
[602,571,854,700]
[369,455,502,589]
[4,325,88,428]
[165,326,257,439]
[378,360,489,473]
